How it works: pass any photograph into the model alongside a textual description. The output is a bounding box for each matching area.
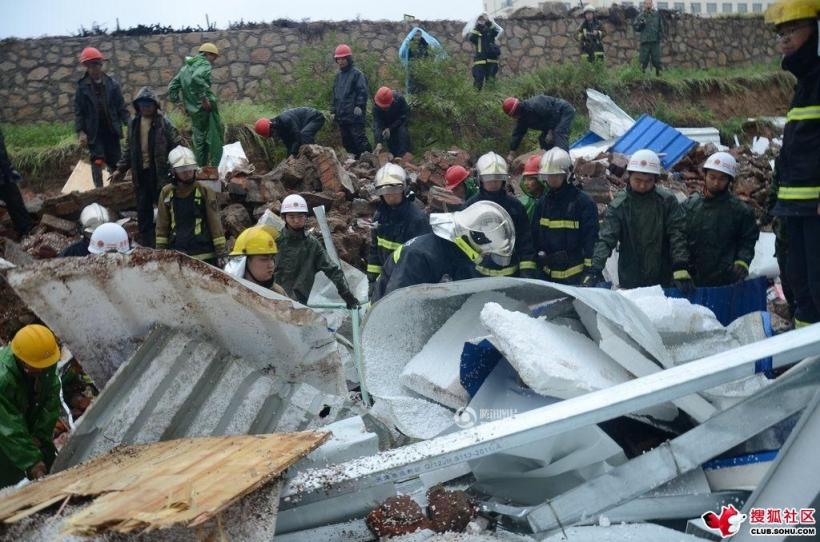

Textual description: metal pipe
[313,205,340,264]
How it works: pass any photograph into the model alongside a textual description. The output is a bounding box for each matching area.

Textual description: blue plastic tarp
[398,27,445,66]
[609,114,697,170]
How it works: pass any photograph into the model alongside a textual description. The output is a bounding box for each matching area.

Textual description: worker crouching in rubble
[684,152,759,287]
[531,148,598,285]
[371,201,515,302]
[253,107,326,158]
[155,146,226,265]
[59,203,109,257]
[465,152,537,278]
[274,194,359,309]
[226,226,288,296]
[584,149,693,292]
[0,325,62,487]
[366,164,431,284]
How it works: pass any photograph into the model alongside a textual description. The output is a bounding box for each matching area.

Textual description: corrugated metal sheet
[6,250,345,395]
[610,114,697,169]
[570,130,605,149]
[53,325,358,471]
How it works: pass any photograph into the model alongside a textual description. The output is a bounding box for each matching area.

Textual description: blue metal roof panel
[609,114,697,169]
[570,130,605,149]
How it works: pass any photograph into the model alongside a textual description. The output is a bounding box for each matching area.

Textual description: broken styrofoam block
[400,292,529,409]
[369,395,455,440]
[618,286,723,335]
[749,232,778,279]
[480,303,632,399]
[751,136,770,156]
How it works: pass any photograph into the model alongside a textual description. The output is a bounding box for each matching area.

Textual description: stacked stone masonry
[0,14,776,124]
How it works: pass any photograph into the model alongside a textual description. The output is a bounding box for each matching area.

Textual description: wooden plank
[61,160,111,194]
[0,432,329,535]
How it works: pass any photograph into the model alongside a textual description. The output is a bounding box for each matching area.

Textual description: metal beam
[281,325,820,516]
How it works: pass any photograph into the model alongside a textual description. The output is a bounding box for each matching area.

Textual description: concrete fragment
[20,231,74,258]
[220,203,252,237]
[426,486,476,533]
[38,213,78,236]
[301,145,355,194]
[42,182,136,219]
[366,495,432,538]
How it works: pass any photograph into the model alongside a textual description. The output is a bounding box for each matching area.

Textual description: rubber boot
[91,159,104,188]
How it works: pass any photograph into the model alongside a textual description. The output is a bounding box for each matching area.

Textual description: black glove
[672,269,695,295]
[581,269,603,287]
[519,267,536,279]
[341,290,360,310]
[732,262,749,283]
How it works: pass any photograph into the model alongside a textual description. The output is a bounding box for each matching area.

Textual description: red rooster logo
[702,504,747,538]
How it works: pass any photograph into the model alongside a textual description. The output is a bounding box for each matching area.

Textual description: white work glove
[382,128,391,140]
[353,106,363,117]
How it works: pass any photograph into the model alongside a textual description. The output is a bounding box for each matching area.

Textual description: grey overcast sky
[0,0,482,39]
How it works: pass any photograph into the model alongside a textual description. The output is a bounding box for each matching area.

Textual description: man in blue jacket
[331,44,371,158]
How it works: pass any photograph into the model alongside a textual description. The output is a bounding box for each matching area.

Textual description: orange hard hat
[523,154,541,176]
[374,86,394,109]
[80,47,104,64]
[254,118,272,138]
[334,44,353,58]
[444,165,470,191]
[502,97,520,116]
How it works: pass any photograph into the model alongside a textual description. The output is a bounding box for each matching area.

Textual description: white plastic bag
[217,141,255,181]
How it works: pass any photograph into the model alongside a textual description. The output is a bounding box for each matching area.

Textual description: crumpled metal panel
[610,114,697,170]
[6,250,344,395]
[53,325,357,471]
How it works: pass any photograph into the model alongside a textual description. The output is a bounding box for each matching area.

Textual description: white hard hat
[475,152,509,183]
[281,194,309,214]
[88,222,131,254]
[168,145,198,171]
[703,151,737,178]
[79,203,110,235]
[431,200,515,266]
[627,149,662,175]
[583,4,596,12]
[374,163,407,196]
[538,148,572,178]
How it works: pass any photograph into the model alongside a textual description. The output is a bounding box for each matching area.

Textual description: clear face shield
[453,202,515,266]
[375,183,405,197]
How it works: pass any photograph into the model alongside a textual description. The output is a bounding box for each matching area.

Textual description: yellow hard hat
[10,324,60,369]
[230,226,278,256]
[765,0,820,25]
[199,42,220,56]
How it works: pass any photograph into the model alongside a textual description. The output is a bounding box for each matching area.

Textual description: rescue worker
[59,203,110,257]
[73,47,130,188]
[331,44,371,158]
[584,149,692,291]
[168,43,223,166]
[87,222,132,255]
[253,107,326,157]
[155,146,225,265]
[633,0,664,76]
[468,14,501,90]
[0,324,62,487]
[228,226,287,296]
[275,194,359,308]
[684,152,759,287]
[366,163,432,282]
[519,154,544,221]
[0,127,32,237]
[443,165,478,211]
[503,95,576,156]
[531,148,598,285]
[465,152,537,278]
[577,5,606,63]
[372,87,411,157]
[372,201,515,302]
[765,0,820,327]
[112,87,181,247]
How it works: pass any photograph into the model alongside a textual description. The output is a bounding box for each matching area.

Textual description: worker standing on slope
[467,14,501,90]
[74,47,130,188]
[531,148,598,284]
[634,0,664,76]
[366,163,432,283]
[503,95,576,159]
[0,127,32,237]
[0,325,62,487]
[464,152,537,278]
[765,0,820,327]
[371,201,515,302]
[372,86,411,157]
[253,107,326,157]
[168,43,223,166]
[684,152,759,287]
[155,146,225,265]
[331,44,371,158]
[274,194,359,308]
[584,149,692,291]
[577,5,606,63]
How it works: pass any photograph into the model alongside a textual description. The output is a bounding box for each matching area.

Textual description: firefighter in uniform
[468,14,501,90]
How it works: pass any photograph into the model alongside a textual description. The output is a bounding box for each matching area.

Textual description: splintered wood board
[61,160,111,194]
[0,432,329,535]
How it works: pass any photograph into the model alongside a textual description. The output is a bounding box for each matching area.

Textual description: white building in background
[483,0,777,18]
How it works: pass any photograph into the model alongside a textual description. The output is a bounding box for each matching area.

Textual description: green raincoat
[168,54,223,166]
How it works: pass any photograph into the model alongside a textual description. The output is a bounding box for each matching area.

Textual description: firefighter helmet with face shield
[430,200,515,267]
[374,163,407,196]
